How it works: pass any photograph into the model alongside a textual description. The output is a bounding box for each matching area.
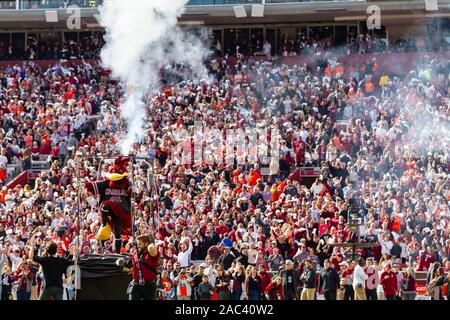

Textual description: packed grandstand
[0,0,449,301]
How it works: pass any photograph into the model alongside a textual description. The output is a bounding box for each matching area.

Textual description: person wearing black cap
[318,259,340,300]
[300,259,316,300]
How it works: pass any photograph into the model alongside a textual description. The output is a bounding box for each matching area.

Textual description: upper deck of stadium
[0,0,449,27]
[0,0,449,59]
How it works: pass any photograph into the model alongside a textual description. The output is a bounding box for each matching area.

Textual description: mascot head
[107,157,130,187]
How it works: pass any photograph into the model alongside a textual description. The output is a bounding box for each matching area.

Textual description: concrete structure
[0,0,449,54]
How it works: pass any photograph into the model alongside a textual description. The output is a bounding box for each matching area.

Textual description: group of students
[152,255,450,301]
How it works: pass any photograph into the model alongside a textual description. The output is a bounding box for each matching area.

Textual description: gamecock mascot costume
[86,157,132,253]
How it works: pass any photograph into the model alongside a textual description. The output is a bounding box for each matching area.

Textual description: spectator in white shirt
[263,41,271,58]
[177,237,193,268]
[310,178,324,197]
[204,258,218,287]
[353,258,368,300]
[379,232,393,256]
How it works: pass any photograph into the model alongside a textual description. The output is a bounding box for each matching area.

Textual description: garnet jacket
[259,271,272,292]
[265,281,284,300]
[380,271,398,296]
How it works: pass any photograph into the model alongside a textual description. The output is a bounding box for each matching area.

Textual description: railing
[188,0,264,4]
[0,0,102,10]
[0,0,370,10]
[31,155,51,171]
[187,0,364,4]
[4,155,50,186]
[6,162,22,183]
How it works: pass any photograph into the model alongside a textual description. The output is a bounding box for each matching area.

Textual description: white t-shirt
[0,155,8,169]
[310,182,323,196]
[263,43,271,56]
[177,240,193,268]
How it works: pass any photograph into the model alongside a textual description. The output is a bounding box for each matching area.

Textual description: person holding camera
[15,261,33,300]
[28,237,75,300]
[124,234,160,300]
[173,268,193,300]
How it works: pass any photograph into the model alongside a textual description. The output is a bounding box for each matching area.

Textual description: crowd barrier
[0,51,449,76]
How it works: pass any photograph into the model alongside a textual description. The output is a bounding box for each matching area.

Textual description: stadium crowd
[0,43,449,300]
[0,32,104,61]
[0,28,445,62]
[214,31,447,58]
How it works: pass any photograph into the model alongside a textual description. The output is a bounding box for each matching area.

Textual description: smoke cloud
[97,0,210,154]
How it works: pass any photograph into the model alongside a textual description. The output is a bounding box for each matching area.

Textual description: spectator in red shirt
[258,264,271,299]
[380,264,398,300]
[416,247,436,272]
[265,276,284,300]
[215,220,229,237]
[340,261,354,300]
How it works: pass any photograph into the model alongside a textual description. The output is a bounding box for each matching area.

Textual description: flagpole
[73,151,83,301]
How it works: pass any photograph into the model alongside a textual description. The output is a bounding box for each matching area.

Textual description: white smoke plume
[97,0,210,155]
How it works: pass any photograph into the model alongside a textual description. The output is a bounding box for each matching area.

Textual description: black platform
[76,253,132,300]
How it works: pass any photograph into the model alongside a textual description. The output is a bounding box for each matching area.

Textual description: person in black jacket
[192,265,205,300]
[278,260,300,300]
[197,274,214,300]
[318,259,340,300]
[219,247,235,270]
[250,188,263,207]
[300,259,316,300]
[215,266,231,300]
[235,248,249,267]
[245,266,262,300]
